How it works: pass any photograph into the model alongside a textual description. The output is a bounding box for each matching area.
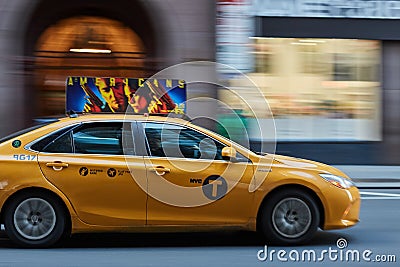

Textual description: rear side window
[30,126,75,152]
[73,123,123,155]
[42,132,73,153]
[32,122,130,155]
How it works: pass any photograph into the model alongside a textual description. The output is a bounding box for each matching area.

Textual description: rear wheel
[4,192,67,247]
[259,189,320,245]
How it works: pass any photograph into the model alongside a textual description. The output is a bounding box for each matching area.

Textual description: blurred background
[0,0,399,165]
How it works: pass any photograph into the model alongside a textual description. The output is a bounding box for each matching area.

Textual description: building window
[225,38,381,141]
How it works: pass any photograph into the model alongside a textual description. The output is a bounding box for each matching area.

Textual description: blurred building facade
[0,0,216,133]
[217,0,400,165]
[0,0,399,165]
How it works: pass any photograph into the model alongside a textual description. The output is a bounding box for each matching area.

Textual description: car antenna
[66,110,79,118]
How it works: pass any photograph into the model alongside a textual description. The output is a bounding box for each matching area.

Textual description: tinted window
[36,122,132,155]
[32,125,75,152]
[43,132,73,153]
[144,123,225,160]
[73,122,123,155]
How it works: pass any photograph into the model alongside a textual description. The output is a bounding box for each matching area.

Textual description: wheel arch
[0,187,72,236]
[256,184,325,231]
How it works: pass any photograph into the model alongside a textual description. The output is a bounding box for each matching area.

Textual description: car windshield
[0,119,59,144]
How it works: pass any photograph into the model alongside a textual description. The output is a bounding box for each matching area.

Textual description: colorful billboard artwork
[66,77,187,114]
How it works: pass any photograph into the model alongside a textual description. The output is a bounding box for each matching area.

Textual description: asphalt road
[0,189,399,267]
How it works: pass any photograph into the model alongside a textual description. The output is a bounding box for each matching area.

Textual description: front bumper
[322,186,361,230]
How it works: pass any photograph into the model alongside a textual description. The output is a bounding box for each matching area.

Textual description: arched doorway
[34,16,148,115]
[24,0,160,117]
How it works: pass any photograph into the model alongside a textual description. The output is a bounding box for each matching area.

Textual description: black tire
[259,188,320,245]
[4,191,67,248]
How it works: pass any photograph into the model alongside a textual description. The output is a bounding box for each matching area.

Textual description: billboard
[66,77,186,114]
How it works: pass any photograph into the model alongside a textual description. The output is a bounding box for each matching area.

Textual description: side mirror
[222,147,237,160]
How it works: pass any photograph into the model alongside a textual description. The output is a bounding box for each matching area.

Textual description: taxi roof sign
[66,77,186,114]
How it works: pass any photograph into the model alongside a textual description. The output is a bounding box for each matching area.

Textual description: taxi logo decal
[79,167,88,176]
[12,140,21,148]
[107,168,117,178]
[189,178,202,184]
[202,175,228,200]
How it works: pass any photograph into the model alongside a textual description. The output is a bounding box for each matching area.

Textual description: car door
[140,121,255,226]
[36,121,147,226]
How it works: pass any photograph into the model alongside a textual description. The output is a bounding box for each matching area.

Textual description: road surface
[0,189,398,267]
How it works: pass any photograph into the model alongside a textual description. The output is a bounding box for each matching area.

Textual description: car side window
[73,122,123,155]
[37,122,129,155]
[33,126,76,153]
[143,122,226,160]
[43,131,73,153]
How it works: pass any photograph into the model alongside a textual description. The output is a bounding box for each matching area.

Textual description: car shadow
[0,230,351,249]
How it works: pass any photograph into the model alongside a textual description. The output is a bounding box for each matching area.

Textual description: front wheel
[259,189,320,245]
[4,192,67,247]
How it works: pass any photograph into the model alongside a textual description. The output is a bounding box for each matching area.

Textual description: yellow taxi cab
[0,113,360,247]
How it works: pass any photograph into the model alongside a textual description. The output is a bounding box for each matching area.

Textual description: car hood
[271,154,350,178]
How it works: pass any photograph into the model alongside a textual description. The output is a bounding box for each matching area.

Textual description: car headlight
[319,173,355,189]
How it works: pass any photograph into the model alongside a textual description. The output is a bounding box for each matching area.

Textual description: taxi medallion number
[13,154,36,161]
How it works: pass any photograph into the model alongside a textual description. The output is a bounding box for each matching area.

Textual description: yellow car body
[0,114,360,247]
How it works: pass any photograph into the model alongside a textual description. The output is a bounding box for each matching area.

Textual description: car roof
[2,113,193,145]
[55,113,191,125]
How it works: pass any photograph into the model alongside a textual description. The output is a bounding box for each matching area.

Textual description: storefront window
[221,38,381,141]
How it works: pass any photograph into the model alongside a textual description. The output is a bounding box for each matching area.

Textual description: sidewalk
[334,165,400,188]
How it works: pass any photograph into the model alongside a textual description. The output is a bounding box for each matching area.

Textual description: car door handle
[46,161,69,171]
[149,166,170,175]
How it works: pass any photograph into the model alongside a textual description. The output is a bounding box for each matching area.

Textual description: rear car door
[34,121,147,226]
